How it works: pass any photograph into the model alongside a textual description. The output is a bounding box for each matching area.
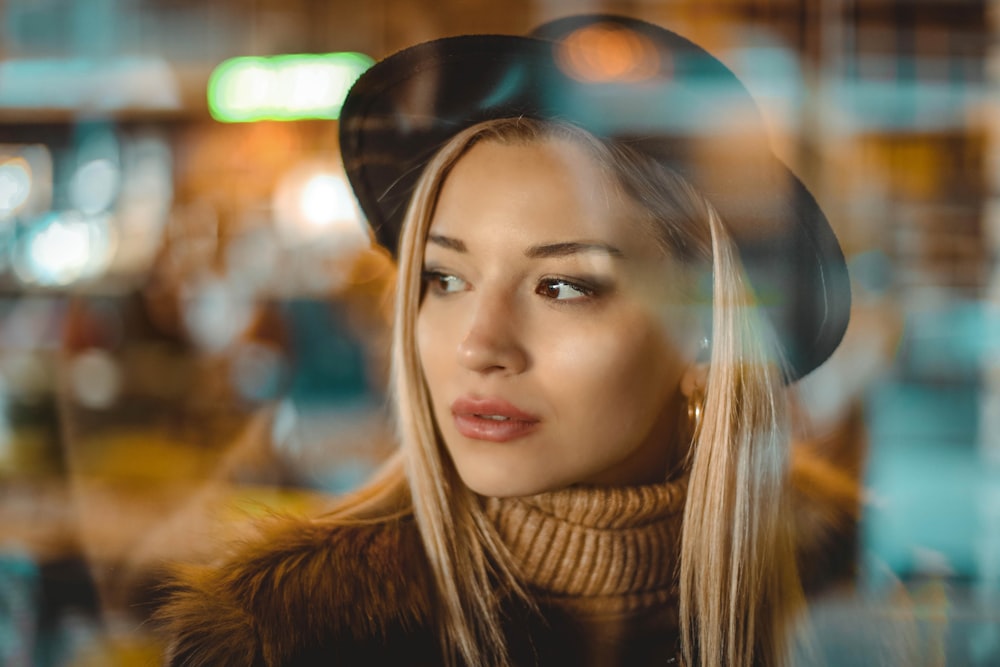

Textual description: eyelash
[535,277,599,302]
[422,269,606,304]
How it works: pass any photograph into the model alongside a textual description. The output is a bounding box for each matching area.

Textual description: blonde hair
[330,117,805,667]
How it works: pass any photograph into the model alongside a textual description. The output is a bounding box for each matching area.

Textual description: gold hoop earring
[686,388,704,439]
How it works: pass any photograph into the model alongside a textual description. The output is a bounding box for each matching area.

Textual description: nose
[457,295,528,375]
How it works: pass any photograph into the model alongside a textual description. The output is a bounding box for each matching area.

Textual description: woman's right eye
[421,270,468,295]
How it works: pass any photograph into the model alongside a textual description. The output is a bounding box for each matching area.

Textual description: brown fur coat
[159,513,682,666]
[159,515,442,666]
[158,451,859,667]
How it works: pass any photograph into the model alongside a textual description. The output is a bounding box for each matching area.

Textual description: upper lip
[450,396,540,422]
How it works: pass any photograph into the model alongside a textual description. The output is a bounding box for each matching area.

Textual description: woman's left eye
[536,278,594,301]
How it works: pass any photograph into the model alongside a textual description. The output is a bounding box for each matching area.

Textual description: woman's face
[416,137,693,497]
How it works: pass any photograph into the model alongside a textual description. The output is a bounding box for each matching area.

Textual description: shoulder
[158,514,434,666]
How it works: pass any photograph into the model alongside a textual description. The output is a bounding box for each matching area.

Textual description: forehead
[429,137,657,254]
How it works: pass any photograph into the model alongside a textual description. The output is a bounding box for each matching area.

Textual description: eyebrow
[427,233,623,259]
[426,233,467,252]
[525,241,624,259]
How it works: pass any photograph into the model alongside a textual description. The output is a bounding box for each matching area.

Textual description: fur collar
[159,515,437,666]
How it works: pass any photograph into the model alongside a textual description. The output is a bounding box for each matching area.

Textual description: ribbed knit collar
[485,479,687,614]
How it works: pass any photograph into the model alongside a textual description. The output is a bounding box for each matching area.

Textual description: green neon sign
[207,52,374,122]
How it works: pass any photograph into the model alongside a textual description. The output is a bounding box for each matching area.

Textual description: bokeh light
[225,224,281,292]
[273,162,368,249]
[0,158,33,217]
[70,159,121,216]
[230,341,286,402]
[27,217,93,284]
[0,145,53,221]
[14,213,116,286]
[69,349,122,409]
[110,133,173,275]
[0,352,50,403]
[181,275,255,352]
[216,61,273,117]
[208,53,373,122]
[300,174,355,230]
[557,23,660,83]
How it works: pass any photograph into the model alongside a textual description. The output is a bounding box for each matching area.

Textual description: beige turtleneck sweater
[485,480,687,666]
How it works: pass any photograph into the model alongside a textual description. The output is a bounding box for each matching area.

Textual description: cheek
[416,306,466,409]
[546,320,681,415]
[416,312,445,381]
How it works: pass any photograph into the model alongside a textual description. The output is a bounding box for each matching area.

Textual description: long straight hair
[330,117,805,667]
[676,193,804,667]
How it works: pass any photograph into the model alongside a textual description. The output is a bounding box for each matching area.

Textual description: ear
[679,362,709,399]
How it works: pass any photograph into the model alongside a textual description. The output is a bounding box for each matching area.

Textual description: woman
[159,14,855,667]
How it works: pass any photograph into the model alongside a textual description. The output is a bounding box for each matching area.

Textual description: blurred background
[0,0,998,664]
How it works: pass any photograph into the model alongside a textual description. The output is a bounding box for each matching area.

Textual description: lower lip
[452,414,540,442]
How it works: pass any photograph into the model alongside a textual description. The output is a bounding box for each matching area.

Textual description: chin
[454,463,571,499]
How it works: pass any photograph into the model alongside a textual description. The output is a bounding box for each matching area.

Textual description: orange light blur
[556,23,662,83]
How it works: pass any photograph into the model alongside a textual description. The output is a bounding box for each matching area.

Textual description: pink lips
[450,396,541,442]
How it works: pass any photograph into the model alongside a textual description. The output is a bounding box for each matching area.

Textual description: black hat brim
[339,17,850,381]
